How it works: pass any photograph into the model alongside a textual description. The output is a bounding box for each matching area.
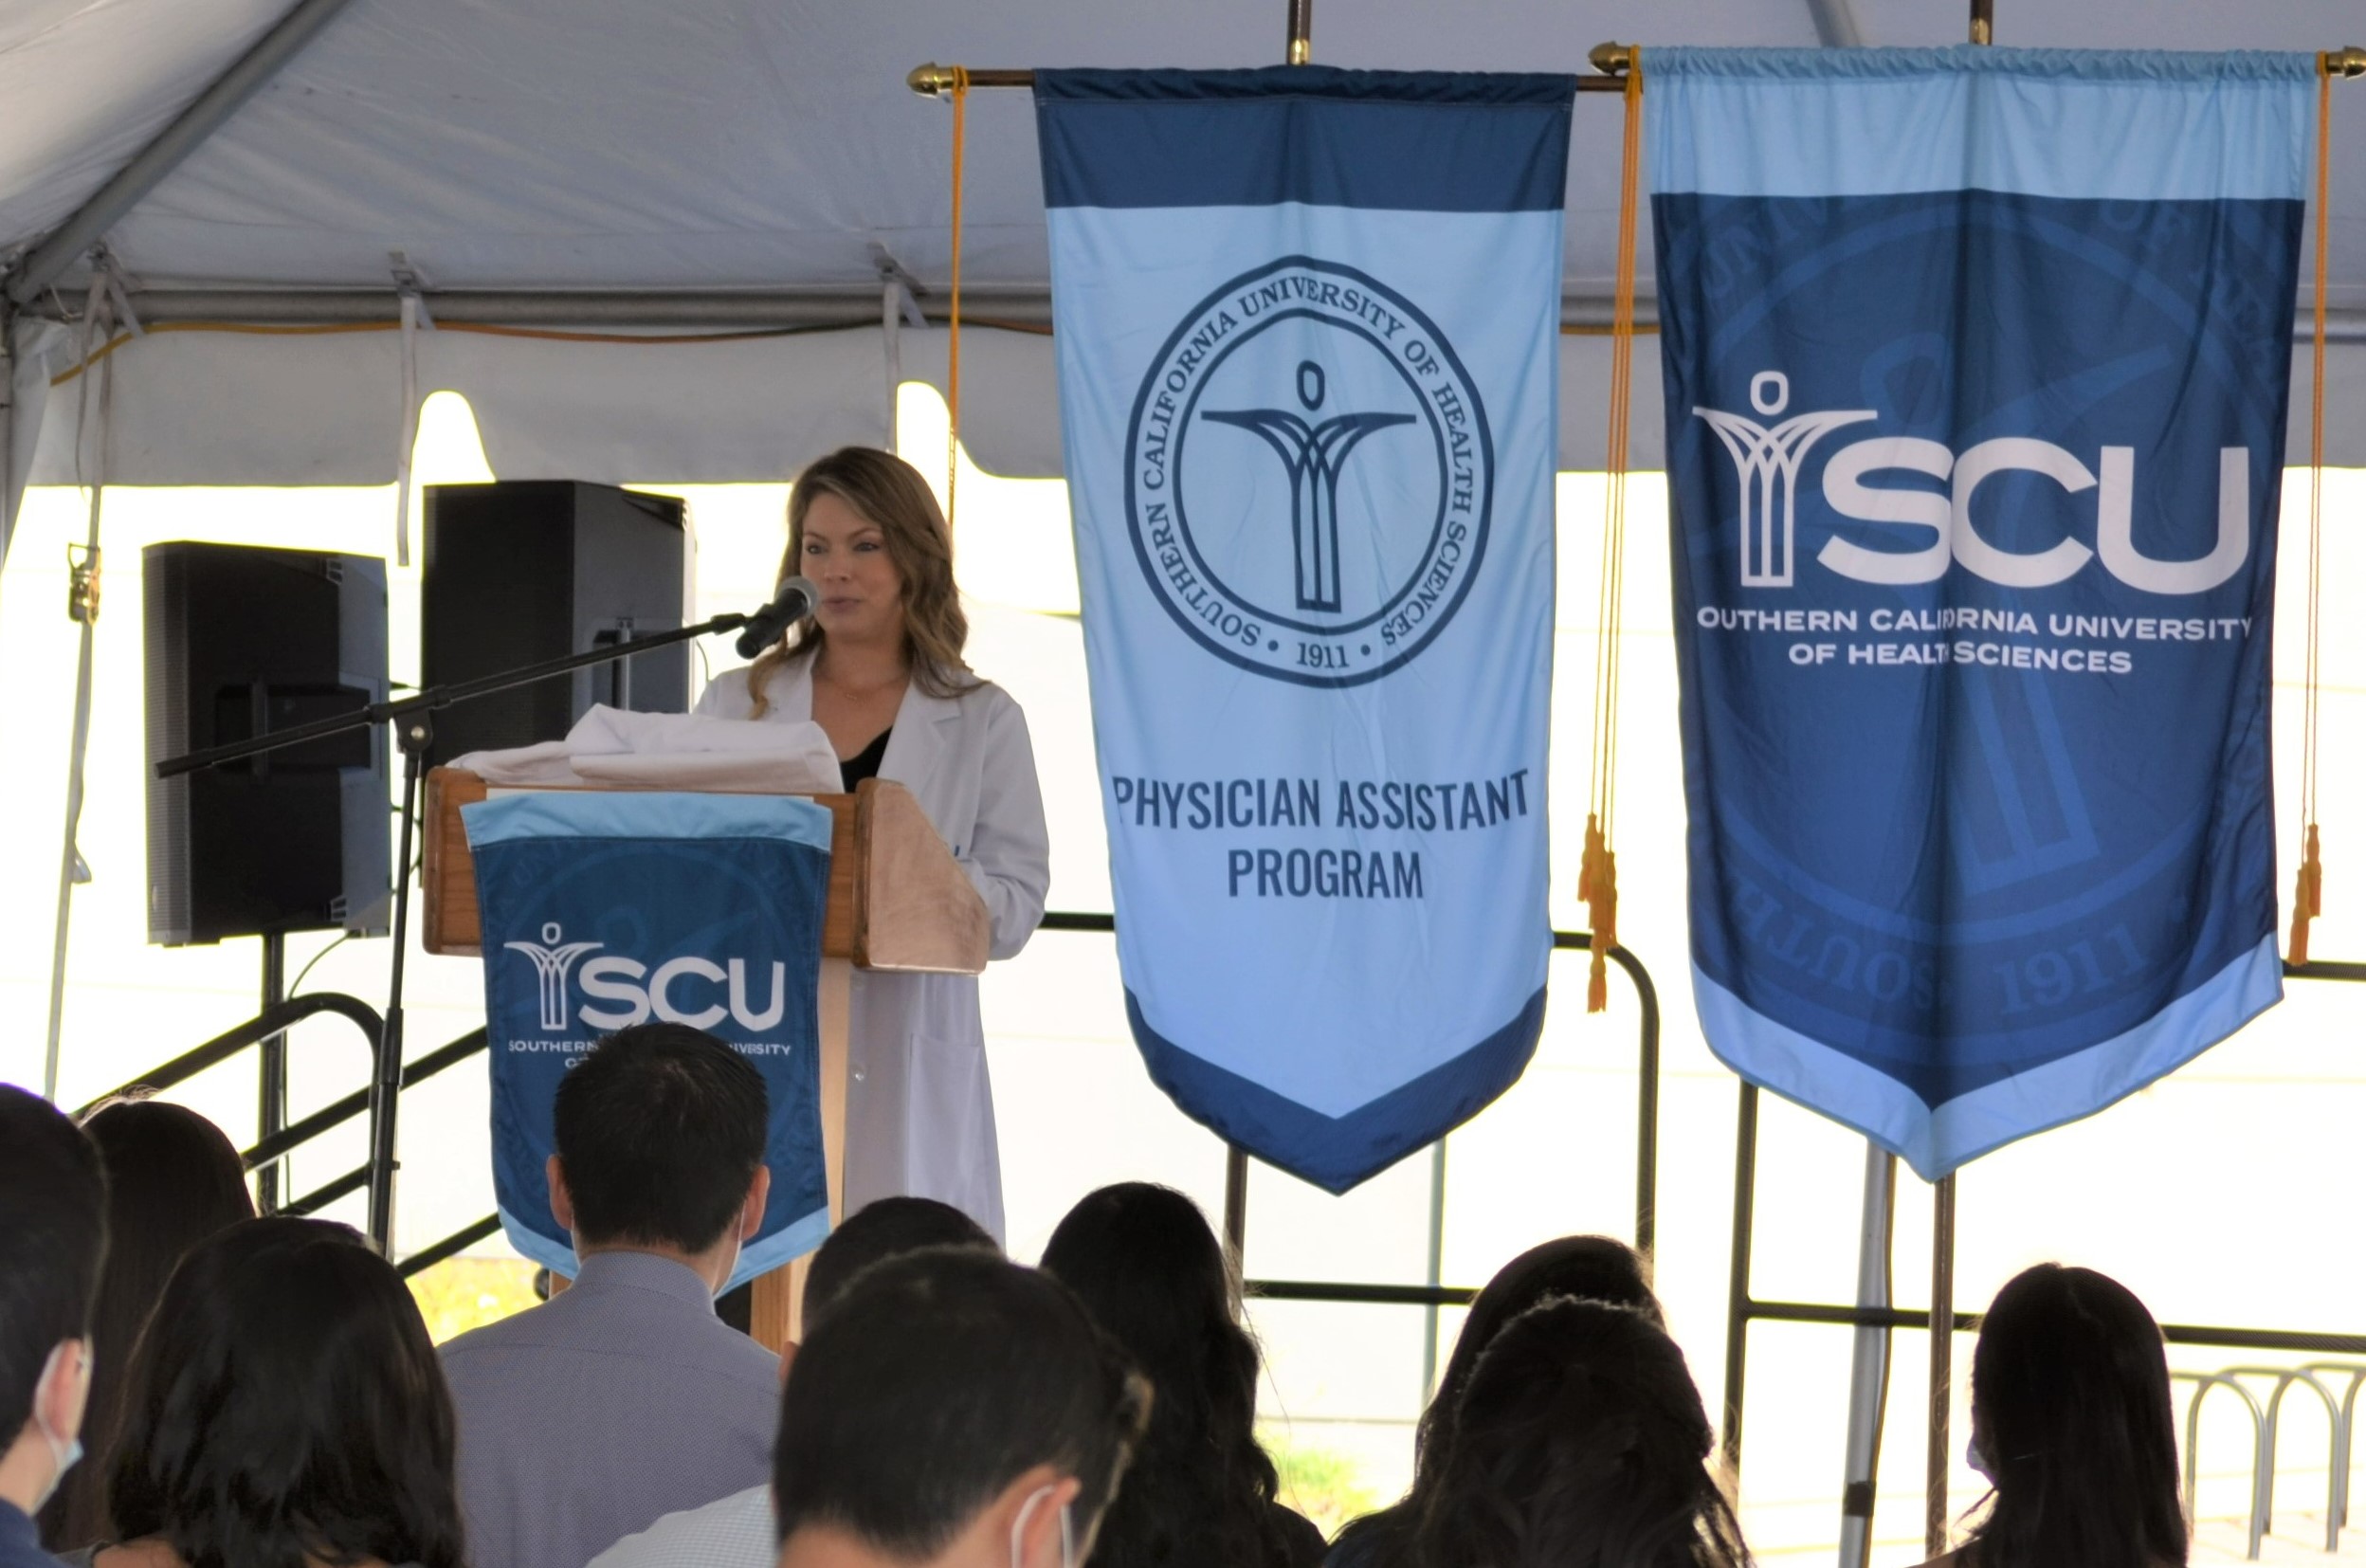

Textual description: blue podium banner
[1651,47,2308,1177]
[1038,68,1573,1192]
[463,792,833,1285]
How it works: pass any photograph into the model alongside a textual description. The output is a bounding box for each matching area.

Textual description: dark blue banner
[1651,47,2309,1176]
[464,792,832,1283]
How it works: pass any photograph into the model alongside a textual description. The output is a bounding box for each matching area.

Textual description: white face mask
[27,1341,87,1512]
[1008,1484,1075,1568]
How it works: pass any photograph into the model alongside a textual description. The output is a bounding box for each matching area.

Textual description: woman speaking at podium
[694,446,1047,1242]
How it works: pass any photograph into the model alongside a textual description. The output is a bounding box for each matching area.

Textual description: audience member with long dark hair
[1912,1264,2185,1568]
[0,1086,107,1568]
[1329,1236,1659,1567]
[40,1101,253,1553]
[1039,1183,1321,1568]
[1410,1297,1748,1568]
[73,1217,464,1568]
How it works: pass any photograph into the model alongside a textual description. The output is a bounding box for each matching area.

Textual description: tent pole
[42,281,112,1102]
[1837,1143,1898,1568]
[1804,0,1867,47]
[4,0,365,308]
[1926,1174,1959,1559]
[46,288,2366,343]
[883,281,901,451]
[0,305,13,565]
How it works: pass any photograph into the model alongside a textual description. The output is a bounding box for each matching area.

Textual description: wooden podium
[422,766,991,1351]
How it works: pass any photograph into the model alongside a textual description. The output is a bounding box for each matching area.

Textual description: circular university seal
[1123,255,1495,688]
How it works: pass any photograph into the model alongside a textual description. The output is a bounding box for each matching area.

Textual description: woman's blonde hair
[745,447,975,715]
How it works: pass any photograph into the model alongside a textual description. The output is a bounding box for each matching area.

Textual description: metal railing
[408,912,1661,1306]
[1036,911,1663,1306]
[1719,957,2366,1554]
[78,993,497,1269]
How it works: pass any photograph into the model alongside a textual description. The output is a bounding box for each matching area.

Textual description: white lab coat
[693,655,1048,1241]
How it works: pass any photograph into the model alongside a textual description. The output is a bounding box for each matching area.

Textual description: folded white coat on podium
[450,704,844,793]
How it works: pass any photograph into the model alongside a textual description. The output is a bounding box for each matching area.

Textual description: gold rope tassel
[2293,58,2333,966]
[1581,815,1618,1012]
[1584,53,1643,1012]
[2291,825,2323,966]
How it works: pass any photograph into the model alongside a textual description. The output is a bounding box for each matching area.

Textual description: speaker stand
[364,716,434,1254]
[258,931,286,1212]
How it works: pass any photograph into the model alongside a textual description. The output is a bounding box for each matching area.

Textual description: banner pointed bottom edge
[1693,934,2284,1181]
[1125,987,1549,1194]
[497,1201,829,1294]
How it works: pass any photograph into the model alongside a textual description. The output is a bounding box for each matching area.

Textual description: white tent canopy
[7,0,2366,523]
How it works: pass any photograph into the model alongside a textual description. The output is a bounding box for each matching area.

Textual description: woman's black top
[839,726,893,788]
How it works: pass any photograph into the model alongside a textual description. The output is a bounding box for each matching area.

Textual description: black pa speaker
[144,543,391,946]
[420,482,691,766]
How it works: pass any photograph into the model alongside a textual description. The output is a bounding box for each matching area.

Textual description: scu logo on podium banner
[1038,68,1574,1192]
[1651,47,2308,1177]
[463,792,832,1284]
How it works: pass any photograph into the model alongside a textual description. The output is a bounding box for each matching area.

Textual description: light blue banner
[1039,68,1573,1192]
[1652,48,2307,1177]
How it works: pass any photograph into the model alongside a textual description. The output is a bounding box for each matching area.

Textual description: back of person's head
[1964,1264,2184,1568]
[0,1087,106,1508]
[106,1217,464,1568]
[1420,1237,1658,1468]
[554,1021,767,1252]
[1413,1298,1747,1568]
[1334,1236,1663,1568]
[803,1196,995,1330]
[774,1249,1150,1566]
[43,1099,254,1548]
[1038,1182,1289,1568]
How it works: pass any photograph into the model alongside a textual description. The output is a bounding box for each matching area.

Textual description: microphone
[734,575,821,658]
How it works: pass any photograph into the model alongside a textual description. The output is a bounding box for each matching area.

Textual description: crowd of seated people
[2,1031,2205,1568]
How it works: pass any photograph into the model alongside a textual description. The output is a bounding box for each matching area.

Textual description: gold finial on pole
[1590,42,1635,76]
[2329,46,2366,79]
[908,63,954,98]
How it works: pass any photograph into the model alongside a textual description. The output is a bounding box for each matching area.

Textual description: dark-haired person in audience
[1910,1264,2184,1568]
[774,1249,1150,1568]
[74,1216,464,1568]
[441,1023,779,1568]
[41,1100,253,1553]
[0,1087,106,1568]
[1330,1236,1659,1568]
[1040,1182,1322,1568]
[1411,1297,1749,1568]
[589,1196,998,1568]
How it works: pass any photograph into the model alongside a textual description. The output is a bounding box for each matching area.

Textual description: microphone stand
[155,609,758,1254]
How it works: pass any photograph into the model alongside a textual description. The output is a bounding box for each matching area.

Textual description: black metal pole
[257,932,285,1212]
[1721,1083,1759,1477]
[364,724,429,1255]
[1610,945,1662,1259]
[1926,1175,1958,1559]
[1223,1145,1250,1273]
[1285,0,1312,64]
